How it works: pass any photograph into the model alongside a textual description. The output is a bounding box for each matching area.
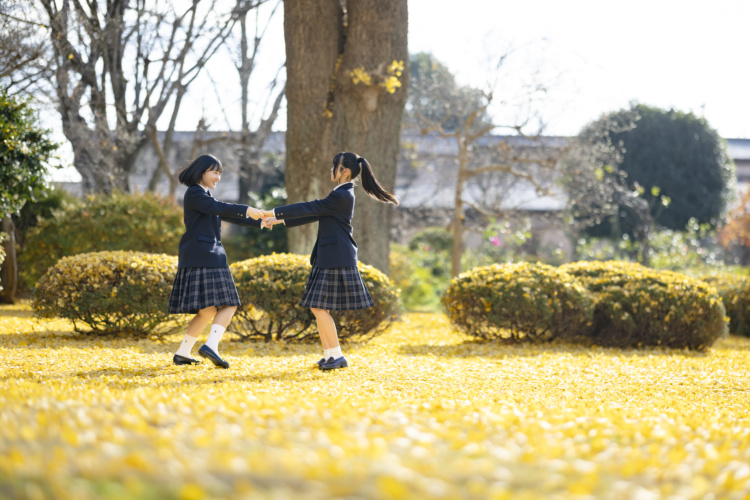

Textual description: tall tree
[284,0,408,274]
[37,0,234,194]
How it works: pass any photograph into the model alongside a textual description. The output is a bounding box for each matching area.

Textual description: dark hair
[178,154,223,187]
[333,152,399,205]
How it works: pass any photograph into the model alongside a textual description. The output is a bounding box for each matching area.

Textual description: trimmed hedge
[33,251,186,336]
[560,261,727,350]
[700,273,750,337]
[230,253,400,342]
[442,262,593,342]
[20,191,183,288]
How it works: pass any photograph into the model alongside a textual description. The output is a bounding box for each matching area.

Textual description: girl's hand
[261,209,275,219]
[261,217,283,229]
[246,207,263,220]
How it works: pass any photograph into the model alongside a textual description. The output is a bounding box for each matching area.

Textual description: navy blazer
[178,185,261,269]
[274,183,358,268]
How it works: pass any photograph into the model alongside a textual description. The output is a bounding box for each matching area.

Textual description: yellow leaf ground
[1,302,749,500]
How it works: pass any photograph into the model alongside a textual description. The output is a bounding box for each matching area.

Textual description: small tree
[0,92,57,302]
[406,52,561,277]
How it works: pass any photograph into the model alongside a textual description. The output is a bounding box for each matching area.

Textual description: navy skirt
[168,267,241,314]
[299,266,375,311]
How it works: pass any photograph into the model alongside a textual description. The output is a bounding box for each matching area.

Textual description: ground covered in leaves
[1,302,749,500]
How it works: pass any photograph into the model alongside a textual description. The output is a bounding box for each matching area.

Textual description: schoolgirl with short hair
[262,152,398,370]
[169,154,265,369]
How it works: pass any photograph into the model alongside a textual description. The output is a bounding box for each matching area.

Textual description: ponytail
[333,152,399,205]
[357,157,399,205]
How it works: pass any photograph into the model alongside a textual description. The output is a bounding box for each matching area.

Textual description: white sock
[205,324,226,354]
[323,348,334,360]
[329,346,343,359]
[176,334,198,358]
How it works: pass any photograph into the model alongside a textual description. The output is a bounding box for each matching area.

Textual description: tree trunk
[284,0,341,256]
[451,138,468,278]
[284,0,408,274]
[0,217,17,304]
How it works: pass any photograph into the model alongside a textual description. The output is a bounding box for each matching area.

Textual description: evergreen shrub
[700,273,750,337]
[20,191,182,287]
[442,262,593,342]
[561,261,727,350]
[231,253,400,342]
[33,251,185,336]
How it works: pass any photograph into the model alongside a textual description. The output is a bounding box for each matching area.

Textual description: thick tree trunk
[284,0,341,256]
[0,217,17,304]
[284,0,408,274]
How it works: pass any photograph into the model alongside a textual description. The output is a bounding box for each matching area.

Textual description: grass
[1,301,749,499]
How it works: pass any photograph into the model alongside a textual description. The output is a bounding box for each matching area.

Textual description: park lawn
[0,302,749,500]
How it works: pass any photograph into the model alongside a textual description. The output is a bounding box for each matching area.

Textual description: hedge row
[443,261,728,350]
[32,251,400,341]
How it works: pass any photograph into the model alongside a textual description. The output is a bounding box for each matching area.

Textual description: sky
[48,0,750,181]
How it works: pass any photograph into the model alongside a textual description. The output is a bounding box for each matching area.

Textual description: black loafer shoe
[173,354,200,365]
[320,356,348,370]
[198,345,230,369]
[317,357,328,367]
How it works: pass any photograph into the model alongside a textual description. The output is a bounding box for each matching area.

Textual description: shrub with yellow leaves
[561,261,727,350]
[700,273,750,337]
[20,191,183,289]
[231,253,400,342]
[442,262,594,342]
[33,250,186,336]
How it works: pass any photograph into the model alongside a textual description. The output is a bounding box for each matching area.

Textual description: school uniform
[168,185,261,314]
[273,182,375,311]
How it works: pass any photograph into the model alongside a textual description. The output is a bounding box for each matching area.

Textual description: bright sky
[408,0,750,138]
[48,0,750,181]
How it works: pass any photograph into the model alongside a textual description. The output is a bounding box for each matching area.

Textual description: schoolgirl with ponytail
[261,152,398,370]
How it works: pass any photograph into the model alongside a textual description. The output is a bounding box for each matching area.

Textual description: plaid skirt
[168,267,241,314]
[299,266,375,311]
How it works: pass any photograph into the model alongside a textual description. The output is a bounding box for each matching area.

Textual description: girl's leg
[311,308,337,349]
[205,305,237,355]
[175,306,217,358]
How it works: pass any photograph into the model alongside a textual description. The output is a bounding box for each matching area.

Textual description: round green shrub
[33,251,186,336]
[20,191,183,288]
[560,261,727,350]
[230,253,400,342]
[442,262,594,342]
[700,273,750,337]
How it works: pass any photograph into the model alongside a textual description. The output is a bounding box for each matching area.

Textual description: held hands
[261,217,284,229]
[246,207,263,220]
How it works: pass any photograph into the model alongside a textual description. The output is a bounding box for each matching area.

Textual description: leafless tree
[36,0,236,194]
[0,1,50,93]
[416,93,562,277]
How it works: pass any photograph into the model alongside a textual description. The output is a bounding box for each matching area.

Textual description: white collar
[333,181,352,191]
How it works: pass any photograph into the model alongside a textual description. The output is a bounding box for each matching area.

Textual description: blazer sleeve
[274,190,346,220]
[283,215,319,228]
[185,186,249,218]
[220,215,262,228]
